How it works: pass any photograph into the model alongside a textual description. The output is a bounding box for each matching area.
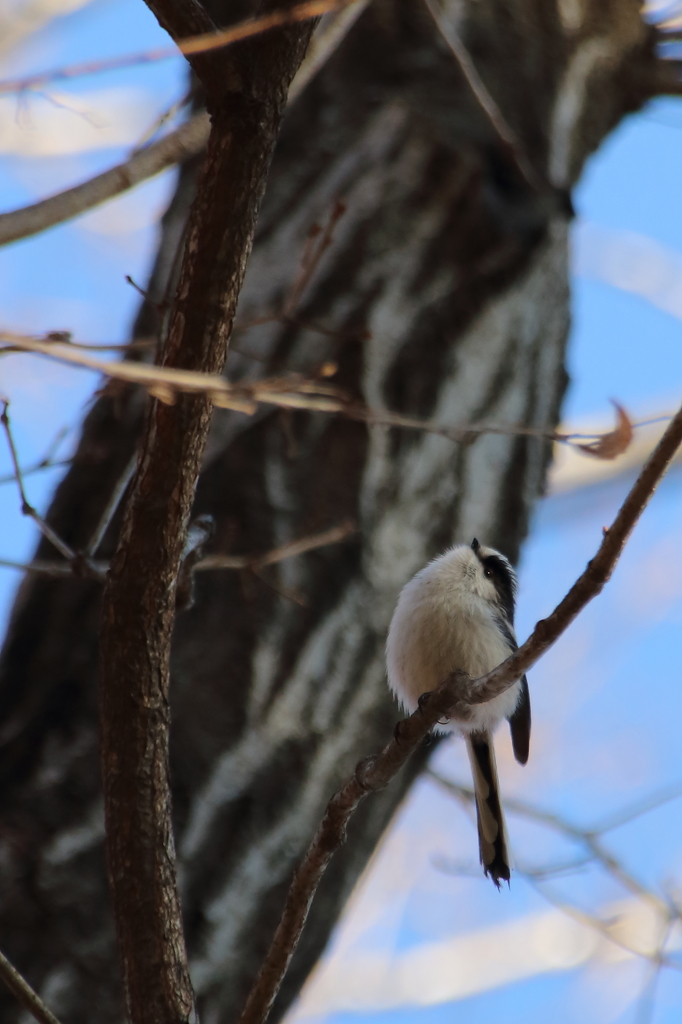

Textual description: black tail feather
[467,732,511,888]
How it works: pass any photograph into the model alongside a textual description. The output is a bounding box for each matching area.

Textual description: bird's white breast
[386,555,520,735]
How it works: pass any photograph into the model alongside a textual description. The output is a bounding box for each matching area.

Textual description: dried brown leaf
[574,401,633,460]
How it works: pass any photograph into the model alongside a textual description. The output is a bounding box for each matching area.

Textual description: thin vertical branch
[84,452,137,558]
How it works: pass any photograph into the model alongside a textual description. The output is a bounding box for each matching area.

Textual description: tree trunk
[0,2,662,1022]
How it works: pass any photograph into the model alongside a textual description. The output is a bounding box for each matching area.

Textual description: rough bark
[0,2,662,1023]
[97,0,316,1019]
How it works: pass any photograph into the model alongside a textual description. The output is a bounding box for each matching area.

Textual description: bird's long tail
[466,731,511,887]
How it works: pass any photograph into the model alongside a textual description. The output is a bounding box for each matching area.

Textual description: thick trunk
[0,2,658,1022]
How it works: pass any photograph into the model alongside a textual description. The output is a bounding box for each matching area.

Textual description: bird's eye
[484,568,493,579]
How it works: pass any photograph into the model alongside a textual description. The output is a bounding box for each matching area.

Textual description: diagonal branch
[83,452,138,558]
[421,0,547,194]
[143,0,222,90]
[0,0,367,248]
[0,522,354,579]
[196,519,356,570]
[0,946,64,1024]
[0,399,105,580]
[236,399,682,1024]
[0,114,210,248]
[427,771,670,910]
[0,0,354,97]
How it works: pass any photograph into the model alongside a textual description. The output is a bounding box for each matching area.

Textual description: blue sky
[1,5,682,1023]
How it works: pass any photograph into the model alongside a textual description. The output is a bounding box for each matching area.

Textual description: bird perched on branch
[386,538,530,887]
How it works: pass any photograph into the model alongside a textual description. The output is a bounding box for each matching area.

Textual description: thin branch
[0,332,652,460]
[633,919,675,1024]
[435,855,679,969]
[287,0,369,98]
[427,771,667,910]
[251,567,308,607]
[83,452,138,558]
[421,0,547,193]
[0,523,354,582]
[134,89,193,149]
[234,199,348,329]
[0,946,64,1024]
[0,0,367,248]
[0,0,355,96]
[196,520,356,570]
[522,876,679,970]
[0,438,70,486]
[236,399,682,1024]
[591,783,682,836]
[0,114,211,248]
[283,199,346,315]
[0,561,82,577]
[0,399,77,564]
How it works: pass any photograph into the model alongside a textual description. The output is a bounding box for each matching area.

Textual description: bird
[386,538,530,887]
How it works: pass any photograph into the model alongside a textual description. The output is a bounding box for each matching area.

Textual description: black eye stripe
[480,554,517,624]
[482,555,516,587]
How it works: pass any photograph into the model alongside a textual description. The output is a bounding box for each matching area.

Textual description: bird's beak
[471,538,480,553]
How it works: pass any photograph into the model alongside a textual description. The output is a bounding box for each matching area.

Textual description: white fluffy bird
[386,538,530,886]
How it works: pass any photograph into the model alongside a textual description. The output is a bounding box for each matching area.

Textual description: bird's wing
[508,674,531,765]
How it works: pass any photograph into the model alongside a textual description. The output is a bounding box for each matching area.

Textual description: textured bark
[97,0,316,1020]
[0,2,662,1023]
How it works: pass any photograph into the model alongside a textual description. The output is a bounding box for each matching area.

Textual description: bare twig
[134,90,194,149]
[424,774,682,975]
[0,437,70,486]
[435,855,679,969]
[523,877,679,970]
[592,783,682,835]
[633,919,675,1024]
[283,199,346,315]
[421,0,547,193]
[252,568,308,607]
[83,453,138,558]
[0,115,211,248]
[0,0,366,249]
[0,332,651,460]
[0,333,342,413]
[196,520,356,571]
[0,0,356,96]
[236,400,682,1024]
[0,946,64,1024]
[0,399,78,564]
[427,771,668,909]
[0,523,354,582]
[287,0,370,97]
[0,558,103,577]
[234,200,348,329]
